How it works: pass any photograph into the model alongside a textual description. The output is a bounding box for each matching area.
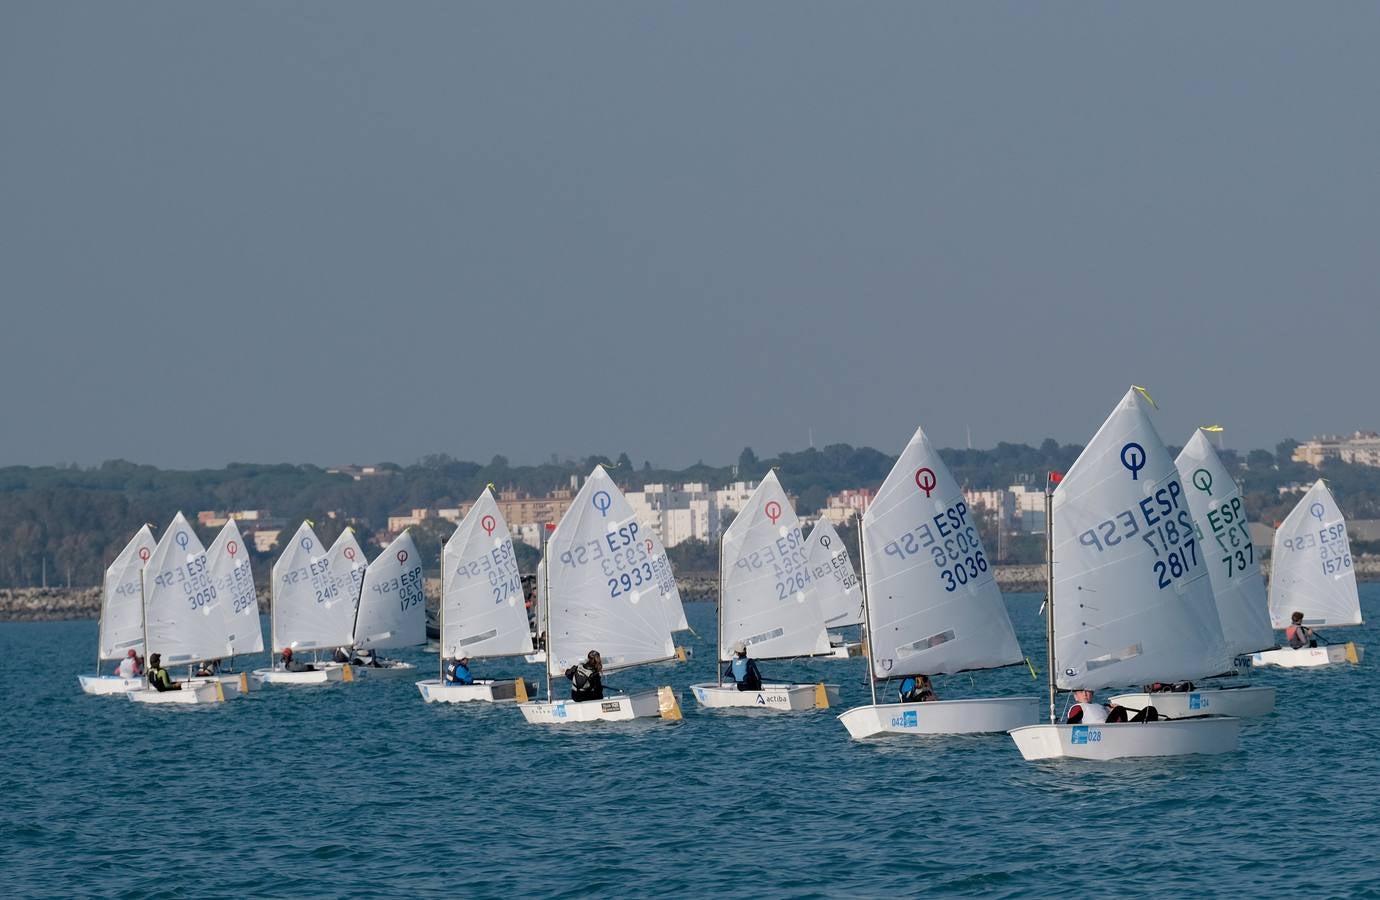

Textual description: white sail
[645,524,689,633]
[719,472,830,660]
[534,556,547,639]
[805,519,863,627]
[1269,479,1361,628]
[442,489,533,659]
[862,426,1022,678]
[144,512,228,666]
[324,528,368,639]
[271,522,354,652]
[1175,430,1274,655]
[355,530,426,650]
[99,525,155,660]
[1053,389,1229,691]
[545,466,677,676]
[206,519,264,655]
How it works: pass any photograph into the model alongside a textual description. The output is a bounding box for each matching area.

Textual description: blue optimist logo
[592,490,612,517]
[1310,502,1326,521]
[1071,725,1090,745]
[554,703,567,718]
[1120,442,1147,480]
[1189,693,1206,710]
[175,531,190,550]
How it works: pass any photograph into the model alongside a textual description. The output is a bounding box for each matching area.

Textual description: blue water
[5,589,1380,897]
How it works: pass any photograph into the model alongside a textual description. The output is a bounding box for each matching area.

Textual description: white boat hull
[690,682,840,711]
[185,672,251,697]
[416,678,537,703]
[128,681,226,705]
[78,675,144,695]
[839,697,1041,738]
[1249,643,1363,669]
[351,660,416,677]
[518,688,675,723]
[1108,685,1275,718]
[524,649,547,664]
[1009,718,1242,761]
[250,663,359,686]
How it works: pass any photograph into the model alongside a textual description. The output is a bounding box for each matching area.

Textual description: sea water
[5,588,1380,897]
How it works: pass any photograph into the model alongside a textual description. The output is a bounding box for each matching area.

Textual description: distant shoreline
[5,560,1376,622]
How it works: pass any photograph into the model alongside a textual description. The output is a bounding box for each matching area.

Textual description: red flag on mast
[1048,471,1064,485]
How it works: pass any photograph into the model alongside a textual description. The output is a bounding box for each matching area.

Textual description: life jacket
[149,667,171,691]
[571,665,595,692]
[446,662,472,685]
[731,658,749,683]
[1286,624,1311,649]
[1070,701,1108,724]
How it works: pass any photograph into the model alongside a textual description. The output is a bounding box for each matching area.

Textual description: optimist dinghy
[129,513,228,706]
[1111,429,1275,717]
[518,466,683,724]
[1009,388,1241,761]
[838,426,1037,739]
[805,519,864,659]
[417,489,537,703]
[252,523,363,686]
[1250,480,1364,669]
[346,530,425,676]
[79,526,155,696]
[691,472,840,711]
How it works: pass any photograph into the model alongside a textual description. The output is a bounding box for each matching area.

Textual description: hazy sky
[3,3,1377,469]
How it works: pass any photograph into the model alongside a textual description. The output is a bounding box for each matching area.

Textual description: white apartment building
[1293,432,1380,468]
[819,488,874,525]
[962,484,1047,533]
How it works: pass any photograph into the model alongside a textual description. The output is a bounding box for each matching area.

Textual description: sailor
[445,656,475,685]
[1286,611,1317,649]
[280,647,315,672]
[146,653,181,692]
[194,659,222,677]
[723,642,764,692]
[115,649,141,679]
[1066,689,1109,724]
[565,650,604,701]
[352,647,383,668]
[898,674,937,703]
[332,647,351,663]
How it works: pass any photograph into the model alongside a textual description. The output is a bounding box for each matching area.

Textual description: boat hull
[416,678,537,703]
[78,675,144,696]
[524,649,547,664]
[185,672,250,697]
[518,688,671,723]
[1008,718,1242,761]
[128,681,225,705]
[1108,685,1275,718]
[839,697,1041,738]
[250,663,358,686]
[690,682,839,711]
[1249,643,1363,669]
[351,660,416,677]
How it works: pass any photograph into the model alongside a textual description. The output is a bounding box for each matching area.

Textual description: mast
[858,515,878,706]
[716,528,724,687]
[95,553,107,678]
[270,556,278,671]
[542,523,553,701]
[1044,481,1056,725]
[439,533,447,682]
[139,567,148,683]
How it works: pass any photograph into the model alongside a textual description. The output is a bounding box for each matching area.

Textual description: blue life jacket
[731,657,748,682]
[446,661,473,685]
[900,676,917,699]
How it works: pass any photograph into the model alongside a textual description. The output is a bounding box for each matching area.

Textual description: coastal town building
[1293,432,1380,468]
[818,488,874,525]
[962,484,1047,534]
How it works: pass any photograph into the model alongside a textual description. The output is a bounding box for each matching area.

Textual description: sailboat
[128,513,227,705]
[252,522,363,685]
[349,529,425,673]
[691,471,840,711]
[1250,479,1365,668]
[805,518,865,659]
[416,488,537,703]
[838,425,1038,738]
[518,465,683,724]
[1109,428,1276,716]
[78,526,155,695]
[1009,388,1242,760]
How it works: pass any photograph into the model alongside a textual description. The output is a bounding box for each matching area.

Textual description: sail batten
[719,472,831,661]
[1053,389,1229,690]
[862,426,1023,678]
[1269,480,1361,628]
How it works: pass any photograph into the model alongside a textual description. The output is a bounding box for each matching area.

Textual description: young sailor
[146,654,181,692]
[722,642,764,692]
[1286,611,1317,649]
[115,649,141,679]
[565,650,604,701]
[898,674,937,703]
[444,657,474,685]
[280,647,315,672]
[1066,689,1109,724]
